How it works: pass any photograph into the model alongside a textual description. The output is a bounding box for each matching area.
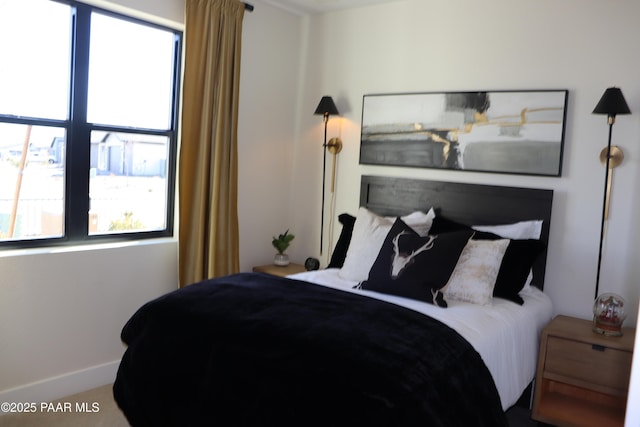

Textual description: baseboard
[0,359,120,407]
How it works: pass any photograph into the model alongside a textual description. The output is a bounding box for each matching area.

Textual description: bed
[114,175,554,426]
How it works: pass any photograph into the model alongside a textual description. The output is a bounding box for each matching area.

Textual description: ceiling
[262,0,403,15]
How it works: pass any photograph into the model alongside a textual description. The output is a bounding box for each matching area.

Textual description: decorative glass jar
[273,253,290,266]
[592,293,627,336]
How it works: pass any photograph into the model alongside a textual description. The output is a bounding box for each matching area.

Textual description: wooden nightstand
[532,315,635,427]
[252,263,306,278]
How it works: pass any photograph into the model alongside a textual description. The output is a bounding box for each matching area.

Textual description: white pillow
[472,219,542,240]
[338,208,392,281]
[396,209,436,237]
[338,207,436,282]
[443,239,509,305]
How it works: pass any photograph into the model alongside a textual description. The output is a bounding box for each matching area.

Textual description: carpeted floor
[0,384,536,426]
[0,384,128,427]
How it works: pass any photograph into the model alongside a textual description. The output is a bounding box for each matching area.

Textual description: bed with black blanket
[114,175,554,426]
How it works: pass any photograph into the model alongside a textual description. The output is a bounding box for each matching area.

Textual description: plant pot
[274,253,290,266]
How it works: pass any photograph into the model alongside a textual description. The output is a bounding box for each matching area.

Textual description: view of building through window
[88,131,169,235]
[0,0,180,245]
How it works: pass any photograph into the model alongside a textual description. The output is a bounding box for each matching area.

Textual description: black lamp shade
[314,96,339,116]
[593,87,631,116]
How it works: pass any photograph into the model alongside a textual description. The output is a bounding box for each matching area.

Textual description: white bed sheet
[287,268,553,410]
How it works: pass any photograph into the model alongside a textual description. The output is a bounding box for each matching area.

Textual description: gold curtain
[179,0,245,287]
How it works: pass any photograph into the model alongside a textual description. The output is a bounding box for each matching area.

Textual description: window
[0,0,181,247]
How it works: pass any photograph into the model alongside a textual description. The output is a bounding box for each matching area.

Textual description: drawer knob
[592,344,606,352]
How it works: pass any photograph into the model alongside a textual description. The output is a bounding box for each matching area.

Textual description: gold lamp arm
[327,137,343,193]
[599,145,623,221]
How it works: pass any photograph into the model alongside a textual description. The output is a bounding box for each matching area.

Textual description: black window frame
[0,0,182,249]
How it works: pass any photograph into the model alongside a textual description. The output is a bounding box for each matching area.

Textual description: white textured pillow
[338,207,436,282]
[443,239,509,305]
[472,220,542,240]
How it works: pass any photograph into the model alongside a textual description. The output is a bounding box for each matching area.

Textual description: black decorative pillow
[429,215,469,235]
[328,213,356,268]
[360,218,472,307]
[430,215,546,304]
[490,238,545,304]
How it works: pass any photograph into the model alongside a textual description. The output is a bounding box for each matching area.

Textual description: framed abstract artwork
[359,90,568,176]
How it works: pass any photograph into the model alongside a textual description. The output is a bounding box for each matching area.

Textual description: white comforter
[288,268,553,410]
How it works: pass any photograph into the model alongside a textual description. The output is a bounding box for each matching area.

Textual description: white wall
[237,2,306,270]
[287,0,640,329]
[0,240,178,402]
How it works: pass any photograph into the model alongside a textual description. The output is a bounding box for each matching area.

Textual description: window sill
[0,237,177,258]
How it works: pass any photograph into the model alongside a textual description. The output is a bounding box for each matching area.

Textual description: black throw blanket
[114,273,507,427]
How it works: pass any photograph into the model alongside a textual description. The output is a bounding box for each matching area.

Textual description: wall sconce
[314,96,342,255]
[591,86,631,336]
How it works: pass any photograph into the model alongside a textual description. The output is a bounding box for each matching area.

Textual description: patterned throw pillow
[442,239,509,305]
[360,218,472,307]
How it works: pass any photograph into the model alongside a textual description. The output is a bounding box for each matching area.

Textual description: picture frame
[359,90,568,176]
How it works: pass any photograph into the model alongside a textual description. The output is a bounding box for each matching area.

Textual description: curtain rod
[244,2,254,11]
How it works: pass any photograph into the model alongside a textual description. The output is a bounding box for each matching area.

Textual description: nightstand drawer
[545,336,632,393]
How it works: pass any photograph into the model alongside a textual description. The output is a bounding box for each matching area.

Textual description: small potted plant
[272,229,294,266]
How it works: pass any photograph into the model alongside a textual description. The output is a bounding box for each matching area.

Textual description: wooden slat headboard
[360,175,553,290]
